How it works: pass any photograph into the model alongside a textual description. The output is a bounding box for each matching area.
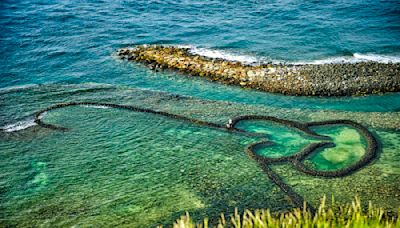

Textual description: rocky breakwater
[117,45,400,96]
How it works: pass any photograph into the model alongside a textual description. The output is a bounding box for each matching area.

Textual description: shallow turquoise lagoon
[1,85,399,226]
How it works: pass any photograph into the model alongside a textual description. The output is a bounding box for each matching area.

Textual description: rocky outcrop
[117,45,400,96]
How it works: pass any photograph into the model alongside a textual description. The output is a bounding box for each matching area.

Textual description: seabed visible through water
[1,84,399,227]
[1,0,400,226]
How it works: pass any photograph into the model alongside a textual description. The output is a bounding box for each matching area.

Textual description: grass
[163,196,399,228]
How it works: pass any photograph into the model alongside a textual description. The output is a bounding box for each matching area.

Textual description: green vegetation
[164,197,399,228]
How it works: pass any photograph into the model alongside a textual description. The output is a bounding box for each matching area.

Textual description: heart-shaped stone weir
[33,102,379,213]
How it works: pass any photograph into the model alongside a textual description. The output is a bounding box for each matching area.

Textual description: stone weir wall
[117,45,400,96]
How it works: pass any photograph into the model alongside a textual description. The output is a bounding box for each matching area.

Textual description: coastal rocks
[117,45,400,96]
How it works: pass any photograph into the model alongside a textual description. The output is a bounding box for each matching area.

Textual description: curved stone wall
[33,102,379,213]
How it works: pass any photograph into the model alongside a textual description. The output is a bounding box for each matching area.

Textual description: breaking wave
[79,104,111,109]
[294,53,400,65]
[1,119,37,132]
[184,46,263,64]
[178,46,400,65]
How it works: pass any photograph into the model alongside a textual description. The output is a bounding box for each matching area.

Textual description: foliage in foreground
[165,197,399,228]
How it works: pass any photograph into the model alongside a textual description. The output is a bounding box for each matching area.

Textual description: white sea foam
[1,119,37,132]
[37,111,47,120]
[80,104,110,109]
[352,53,400,63]
[177,45,265,65]
[188,47,260,64]
[294,53,400,65]
[176,45,400,65]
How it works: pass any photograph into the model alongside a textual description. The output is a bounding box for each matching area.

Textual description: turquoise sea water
[1,1,400,227]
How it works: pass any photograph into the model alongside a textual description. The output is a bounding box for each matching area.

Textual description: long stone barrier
[117,45,400,96]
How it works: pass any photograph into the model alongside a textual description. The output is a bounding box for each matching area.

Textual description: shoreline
[117,45,400,96]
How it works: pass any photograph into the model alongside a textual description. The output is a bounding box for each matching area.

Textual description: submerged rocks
[117,45,400,96]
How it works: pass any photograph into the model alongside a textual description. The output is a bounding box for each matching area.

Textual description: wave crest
[184,46,262,64]
[1,119,37,132]
[177,45,400,65]
[295,53,400,65]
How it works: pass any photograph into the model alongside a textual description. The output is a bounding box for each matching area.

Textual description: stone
[247,70,255,77]
[117,45,400,97]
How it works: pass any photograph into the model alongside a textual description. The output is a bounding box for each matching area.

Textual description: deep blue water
[1,0,400,112]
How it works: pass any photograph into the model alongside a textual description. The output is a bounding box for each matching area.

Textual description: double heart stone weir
[33,102,379,213]
[229,116,378,212]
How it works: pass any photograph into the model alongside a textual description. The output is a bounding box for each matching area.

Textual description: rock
[247,70,255,77]
[117,45,400,96]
